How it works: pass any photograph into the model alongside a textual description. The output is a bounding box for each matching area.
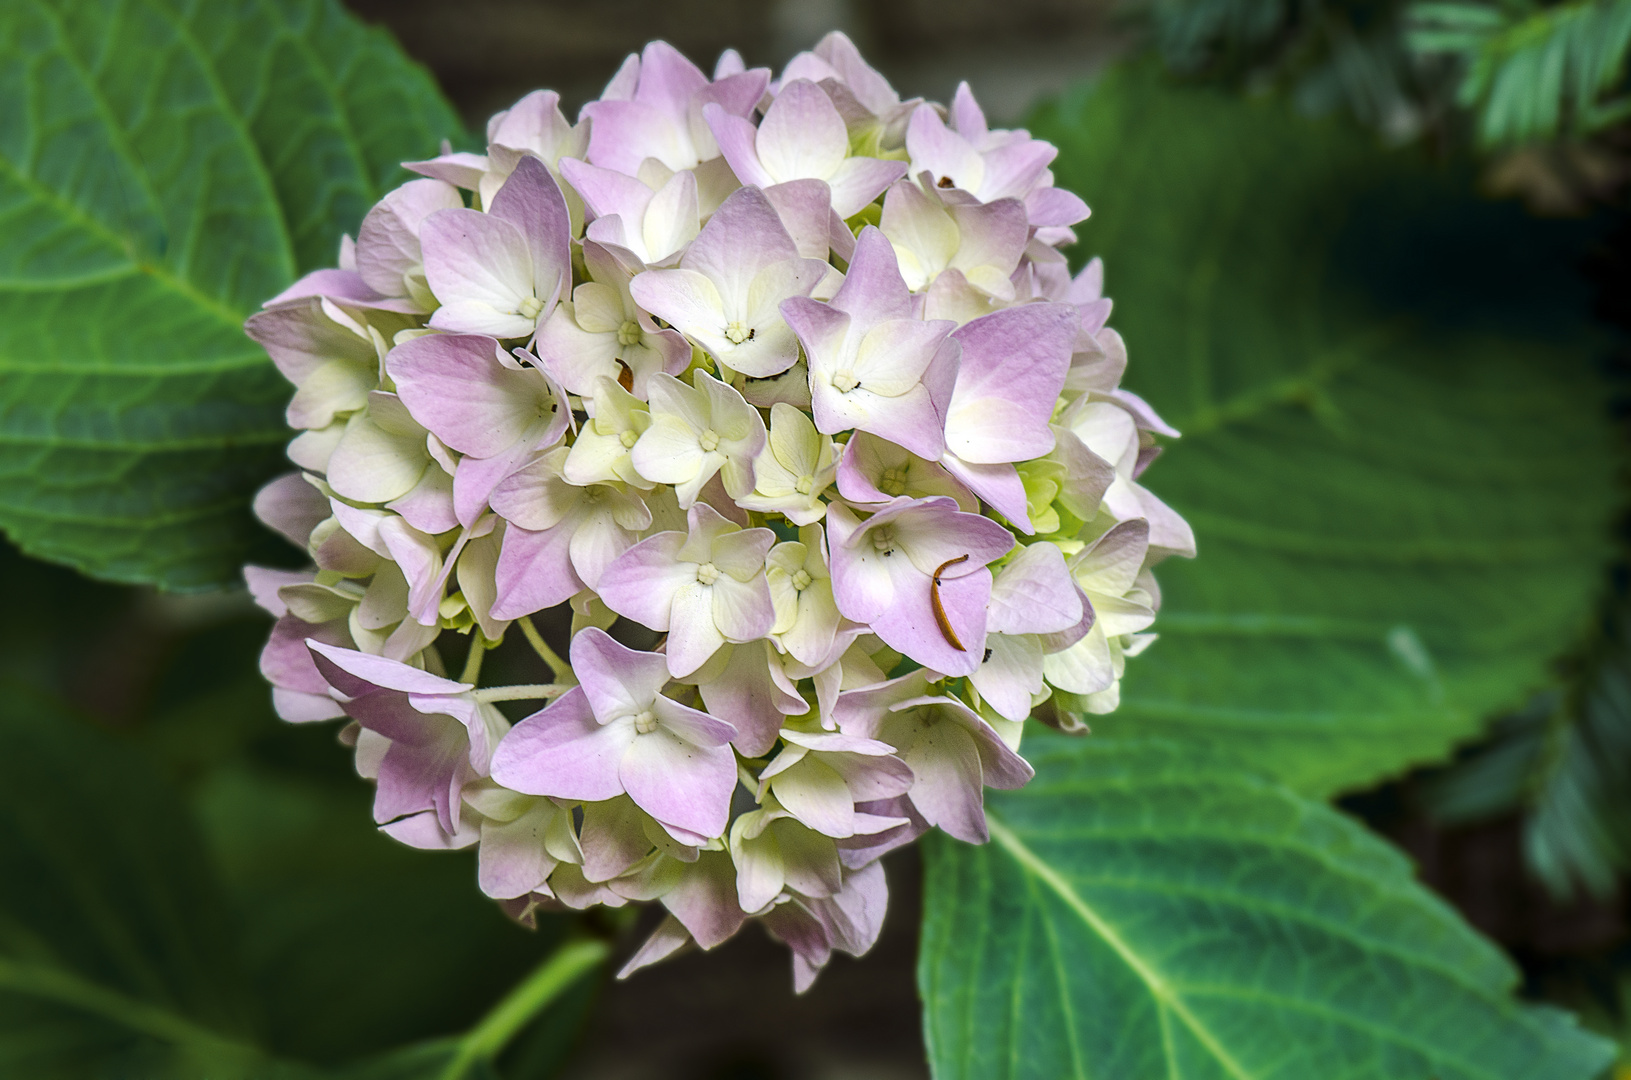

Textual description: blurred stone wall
[343,0,1121,129]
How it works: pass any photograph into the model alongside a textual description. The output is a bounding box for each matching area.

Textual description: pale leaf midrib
[985,814,1254,1080]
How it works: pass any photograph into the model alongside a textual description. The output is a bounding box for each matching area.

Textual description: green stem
[517,616,574,684]
[473,684,570,703]
[460,632,486,685]
[439,937,609,1080]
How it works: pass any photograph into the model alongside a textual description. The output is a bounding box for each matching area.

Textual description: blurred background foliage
[6,0,1631,1075]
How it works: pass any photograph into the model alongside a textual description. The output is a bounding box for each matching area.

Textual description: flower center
[518,295,544,320]
[698,429,720,452]
[633,708,659,735]
[619,429,639,449]
[791,568,813,591]
[724,321,753,345]
[879,466,908,496]
[696,561,721,585]
[616,320,642,347]
[830,369,859,393]
[794,473,814,495]
[870,527,896,556]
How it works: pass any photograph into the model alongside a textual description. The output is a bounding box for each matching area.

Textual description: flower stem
[517,615,574,683]
[473,684,570,703]
[438,937,609,1080]
[460,633,487,685]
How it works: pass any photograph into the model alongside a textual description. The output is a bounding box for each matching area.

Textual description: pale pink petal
[487,155,572,310]
[757,79,848,181]
[254,472,327,550]
[703,103,773,187]
[969,633,1044,722]
[489,688,632,801]
[490,523,582,621]
[620,729,736,839]
[828,225,914,324]
[618,915,693,978]
[598,530,692,630]
[571,626,673,722]
[307,640,470,697]
[1026,185,1090,227]
[666,583,728,677]
[388,334,547,458]
[826,157,908,219]
[694,642,802,757]
[420,209,535,337]
[945,304,1076,463]
[987,542,1082,635]
[899,720,987,842]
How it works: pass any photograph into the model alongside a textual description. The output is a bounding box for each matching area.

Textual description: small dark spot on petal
[937,176,954,189]
[982,648,993,664]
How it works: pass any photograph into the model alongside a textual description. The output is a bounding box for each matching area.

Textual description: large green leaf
[1034,68,1619,795]
[920,737,1615,1079]
[0,0,461,590]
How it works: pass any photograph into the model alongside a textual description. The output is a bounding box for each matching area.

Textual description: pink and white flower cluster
[243,34,1193,989]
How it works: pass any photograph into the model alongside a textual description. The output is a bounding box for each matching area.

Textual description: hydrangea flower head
[243,33,1192,990]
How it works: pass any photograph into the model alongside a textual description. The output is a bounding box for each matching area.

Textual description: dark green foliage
[1029,66,1619,795]
[0,0,463,590]
[1424,631,1631,899]
[0,541,597,1077]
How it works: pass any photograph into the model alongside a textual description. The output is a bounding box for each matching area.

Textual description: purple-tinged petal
[356,179,463,299]
[898,719,987,843]
[620,728,736,838]
[571,626,672,722]
[307,640,470,698]
[1025,185,1090,227]
[826,157,908,219]
[757,79,847,182]
[661,851,747,949]
[254,472,327,550]
[944,304,1076,463]
[490,523,582,621]
[703,103,773,188]
[420,209,537,338]
[490,688,632,801]
[487,155,572,314]
[404,151,489,190]
[828,226,913,324]
[581,797,656,882]
[618,915,693,979]
[940,454,1032,532]
[388,334,551,458]
[988,542,1082,635]
[764,179,835,261]
[693,642,803,757]
[868,561,991,677]
[598,530,692,629]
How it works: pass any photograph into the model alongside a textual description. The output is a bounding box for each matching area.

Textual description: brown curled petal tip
[930,555,971,651]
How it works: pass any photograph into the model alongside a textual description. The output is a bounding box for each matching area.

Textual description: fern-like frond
[1410,0,1631,144]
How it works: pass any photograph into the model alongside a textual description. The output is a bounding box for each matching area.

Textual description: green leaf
[0,683,284,1077]
[1033,68,1619,794]
[920,737,1616,1079]
[0,0,461,590]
